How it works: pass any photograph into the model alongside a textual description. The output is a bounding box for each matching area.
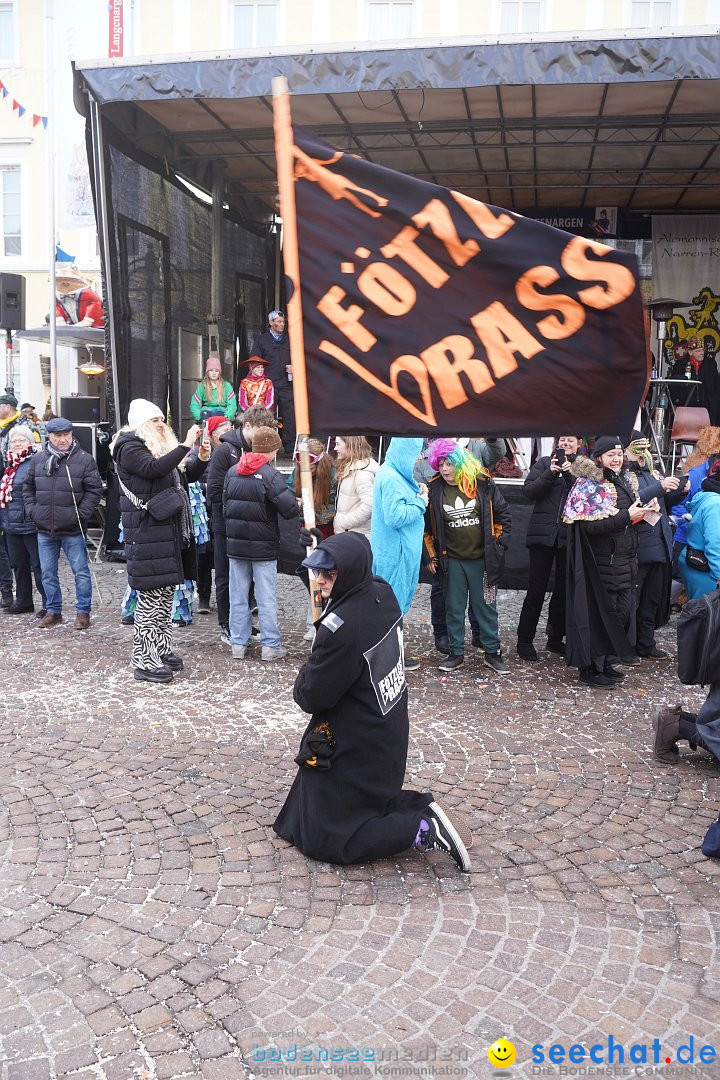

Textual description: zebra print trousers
[131,586,174,670]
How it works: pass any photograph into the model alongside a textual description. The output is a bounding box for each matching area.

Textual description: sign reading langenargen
[108,0,123,58]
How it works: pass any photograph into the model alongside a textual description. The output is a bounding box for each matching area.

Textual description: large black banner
[291,129,648,437]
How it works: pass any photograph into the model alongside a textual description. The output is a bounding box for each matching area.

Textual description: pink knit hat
[206,355,222,374]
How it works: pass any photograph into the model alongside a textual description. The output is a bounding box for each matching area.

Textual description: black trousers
[0,530,13,590]
[213,530,230,630]
[274,381,296,449]
[197,547,213,603]
[6,532,45,608]
[517,544,566,644]
[636,561,666,654]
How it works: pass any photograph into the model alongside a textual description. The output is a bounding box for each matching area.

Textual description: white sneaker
[220,628,231,646]
[231,645,246,660]
[303,628,315,642]
[261,645,288,661]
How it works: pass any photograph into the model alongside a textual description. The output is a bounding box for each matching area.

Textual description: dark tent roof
[74,30,720,223]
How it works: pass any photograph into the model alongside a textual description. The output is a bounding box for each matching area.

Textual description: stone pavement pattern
[1,561,719,1079]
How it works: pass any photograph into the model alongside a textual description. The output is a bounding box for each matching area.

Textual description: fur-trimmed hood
[569,455,605,482]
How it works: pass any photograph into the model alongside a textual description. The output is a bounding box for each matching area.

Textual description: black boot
[1,588,13,609]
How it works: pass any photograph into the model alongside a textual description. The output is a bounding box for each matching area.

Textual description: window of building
[233,1,278,48]
[0,2,15,61]
[629,0,674,24]
[0,166,21,256]
[500,0,544,32]
[365,0,414,40]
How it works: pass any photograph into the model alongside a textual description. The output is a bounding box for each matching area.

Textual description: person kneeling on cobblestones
[273,532,471,872]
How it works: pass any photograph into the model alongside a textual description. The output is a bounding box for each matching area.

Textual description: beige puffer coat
[333,458,379,538]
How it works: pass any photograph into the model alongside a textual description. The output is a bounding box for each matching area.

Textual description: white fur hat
[127,398,164,431]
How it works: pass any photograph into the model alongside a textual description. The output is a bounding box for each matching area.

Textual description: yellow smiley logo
[488,1039,516,1068]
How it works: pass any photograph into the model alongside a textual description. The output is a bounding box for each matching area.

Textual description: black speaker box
[61,396,101,422]
[0,272,25,331]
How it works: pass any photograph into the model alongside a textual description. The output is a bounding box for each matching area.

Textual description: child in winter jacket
[222,426,299,660]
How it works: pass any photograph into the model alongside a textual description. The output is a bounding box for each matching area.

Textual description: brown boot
[37,612,63,628]
[653,705,682,763]
[74,612,90,630]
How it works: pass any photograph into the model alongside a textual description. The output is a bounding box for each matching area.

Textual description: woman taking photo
[0,427,46,614]
[112,399,207,683]
[333,436,379,538]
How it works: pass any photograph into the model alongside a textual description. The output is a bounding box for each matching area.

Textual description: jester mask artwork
[290,129,648,437]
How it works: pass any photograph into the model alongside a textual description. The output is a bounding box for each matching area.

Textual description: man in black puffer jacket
[24,417,102,630]
[562,436,650,688]
[223,426,299,661]
[205,406,277,641]
[516,435,581,661]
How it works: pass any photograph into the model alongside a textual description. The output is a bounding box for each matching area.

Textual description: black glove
[300,526,323,548]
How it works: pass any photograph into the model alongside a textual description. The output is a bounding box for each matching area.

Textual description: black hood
[317,532,373,603]
[219,427,250,452]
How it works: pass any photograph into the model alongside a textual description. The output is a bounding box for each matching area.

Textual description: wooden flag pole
[272,76,323,625]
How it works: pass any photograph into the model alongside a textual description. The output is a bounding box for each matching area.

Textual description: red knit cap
[206,415,229,437]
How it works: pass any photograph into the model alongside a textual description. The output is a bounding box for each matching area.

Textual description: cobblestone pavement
[1,560,719,1080]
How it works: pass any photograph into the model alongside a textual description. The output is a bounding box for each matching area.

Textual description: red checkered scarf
[0,444,34,508]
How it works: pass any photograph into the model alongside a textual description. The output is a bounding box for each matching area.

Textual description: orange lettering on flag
[411,199,480,266]
[420,335,495,409]
[357,264,416,316]
[317,286,377,352]
[381,226,449,288]
[560,236,636,310]
[294,145,389,218]
[515,265,586,340]
[451,191,515,240]
[471,302,544,379]
[319,340,436,426]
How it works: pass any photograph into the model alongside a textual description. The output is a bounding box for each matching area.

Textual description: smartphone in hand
[553,447,566,467]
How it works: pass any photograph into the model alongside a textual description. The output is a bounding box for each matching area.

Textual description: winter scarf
[44,439,76,476]
[0,444,33,507]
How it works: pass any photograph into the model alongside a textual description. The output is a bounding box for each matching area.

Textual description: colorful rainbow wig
[427,439,489,498]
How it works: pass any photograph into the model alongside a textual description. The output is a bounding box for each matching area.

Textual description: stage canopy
[74,29,720,225]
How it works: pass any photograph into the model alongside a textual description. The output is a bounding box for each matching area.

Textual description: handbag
[676,587,720,685]
[118,474,185,521]
[686,546,710,573]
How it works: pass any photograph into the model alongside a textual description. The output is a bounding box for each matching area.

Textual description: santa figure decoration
[239,356,274,411]
[53,264,105,328]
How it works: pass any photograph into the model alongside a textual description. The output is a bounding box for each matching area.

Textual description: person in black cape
[273,531,471,871]
[563,436,650,689]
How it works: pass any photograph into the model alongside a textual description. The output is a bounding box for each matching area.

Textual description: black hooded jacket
[112,432,206,591]
[273,532,431,865]
[523,455,575,548]
[205,428,251,535]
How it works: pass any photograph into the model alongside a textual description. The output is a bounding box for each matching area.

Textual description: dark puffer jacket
[112,432,207,591]
[23,444,103,536]
[205,428,251,535]
[251,328,290,384]
[424,472,512,588]
[568,456,639,591]
[523,455,575,548]
[223,453,299,561]
[627,461,686,565]
[0,456,38,535]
